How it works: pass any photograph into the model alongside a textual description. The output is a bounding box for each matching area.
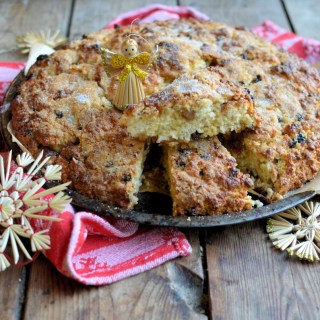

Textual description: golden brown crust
[10,19,320,209]
[11,72,147,209]
[216,58,320,200]
[163,137,254,216]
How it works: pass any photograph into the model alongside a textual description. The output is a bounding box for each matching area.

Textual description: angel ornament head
[101,35,153,111]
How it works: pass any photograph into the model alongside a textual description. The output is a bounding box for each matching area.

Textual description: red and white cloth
[1,5,320,285]
[0,62,24,104]
[252,20,320,64]
[34,207,190,285]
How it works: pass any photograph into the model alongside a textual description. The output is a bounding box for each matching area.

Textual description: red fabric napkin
[1,5,320,285]
[0,62,25,104]
[252,20,320,63]
[33,208,190,285]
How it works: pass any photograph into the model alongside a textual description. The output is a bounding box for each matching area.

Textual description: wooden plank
[0,0,73,61]
[179,0,291,29]
[24,230,207,320]
[284,0,320,40]
[0,1,73,318]
[288,256,320,318]
[69,0,176,40]
[0,265,28,320]
[205,221,302,320]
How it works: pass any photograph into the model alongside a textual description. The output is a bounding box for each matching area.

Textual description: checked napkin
[0,4,320,285]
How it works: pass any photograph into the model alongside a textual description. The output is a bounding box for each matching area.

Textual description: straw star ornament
[16,29,67,75]
[267,201,320,262]
[0,151,71,271]
[16,30,66,54]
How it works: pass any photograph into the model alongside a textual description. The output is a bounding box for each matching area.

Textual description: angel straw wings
[100,35,155,110]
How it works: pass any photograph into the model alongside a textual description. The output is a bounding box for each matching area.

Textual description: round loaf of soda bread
[10,19,320,214]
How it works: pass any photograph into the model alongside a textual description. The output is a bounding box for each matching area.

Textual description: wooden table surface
[1,1,320,319]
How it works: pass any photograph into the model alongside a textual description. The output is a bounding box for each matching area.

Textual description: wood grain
[284,0,320,40]
[180,0,291,29]
[69,0,176,40]
[288,257,320,318]
[0,265,28,320]
[0,1,73,317]
[0,0,73,61]
[23,230,206,320]
[205,221,302,320]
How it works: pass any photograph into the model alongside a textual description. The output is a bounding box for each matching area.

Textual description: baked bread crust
[215,58,320,200]
[11,73,148,208]
[10,19,320,210]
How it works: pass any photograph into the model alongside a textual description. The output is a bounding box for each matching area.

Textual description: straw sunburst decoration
[0,151,71,271]
[267,201,320,262]
[16,30,66,54]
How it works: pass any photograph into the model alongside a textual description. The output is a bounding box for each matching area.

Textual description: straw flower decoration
[267,201,320,262]
[16,30,67,54]
[16,29,67,75]
[0,151,71,272]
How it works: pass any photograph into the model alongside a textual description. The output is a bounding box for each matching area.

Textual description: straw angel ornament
[101,35,154,110]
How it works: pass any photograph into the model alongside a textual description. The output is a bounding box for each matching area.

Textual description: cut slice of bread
[162,137,254,216]
[123,67,259,142]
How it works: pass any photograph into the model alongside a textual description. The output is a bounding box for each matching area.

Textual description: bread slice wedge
[162,137,254,216]
[123,67,259,142]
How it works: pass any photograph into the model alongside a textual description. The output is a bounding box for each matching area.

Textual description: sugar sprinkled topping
[176,78,207,95]
[76,94,88,103]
